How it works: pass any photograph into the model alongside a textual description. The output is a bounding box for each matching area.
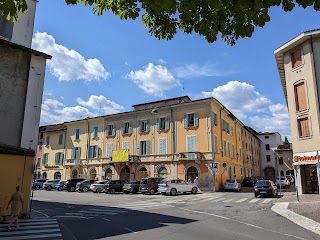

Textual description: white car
[276,177,290,188]
[224,179,241,192]
[90,180,110,193]
[158,179,198,196]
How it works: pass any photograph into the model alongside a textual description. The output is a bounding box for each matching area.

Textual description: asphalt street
[1,190,319,240]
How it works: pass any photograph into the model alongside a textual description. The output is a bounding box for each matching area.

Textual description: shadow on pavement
[31,200,197,240]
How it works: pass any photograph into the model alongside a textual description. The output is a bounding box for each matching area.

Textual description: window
[233,166,236,175]
[89,145,98,158]
[279,157,284,165]
[139,119,150,133]
[36,158,41,166]
[294,82,307,111]
[265,136,269,139]
[238,131,241,141]
[187,135,197,152]
[122,122,132,135]
[265,144,270,151]
[214,135,218,153]
[75,129,80,140]
[291,48,302,69]
[54,172,61,180]
[139,140,150,155]
[38,144,43,152]
[55,152,64,164]
[184,112,199,128]
[212,112,218,126]
[72,147,81,159]
[266,155,271,162]
[106,124,115,136]
[231,126,234,136]
[42,153,48,165]
[106,143,113,158]
[58,134,63,145]
[158,138,167,155]
[157,117,169,131]
[222,119,230,133]
[227,142,230,157]
[232,144,235,158]
[92,126,99,138]
[239,148,242,160]
[122,141,130,150]
[241,168,243,175]
[45,136,50,146]
[297,117,310,137]
[223,140,227,156]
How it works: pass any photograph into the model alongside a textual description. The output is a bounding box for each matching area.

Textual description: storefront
[293,152,320,195]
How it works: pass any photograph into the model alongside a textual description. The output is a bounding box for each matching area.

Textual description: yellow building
[275,144,294,178]
[40,96,263,191]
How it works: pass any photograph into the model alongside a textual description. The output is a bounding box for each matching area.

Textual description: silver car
[224,179,241,192]
[90,180,110,193]
[158,179,198,196]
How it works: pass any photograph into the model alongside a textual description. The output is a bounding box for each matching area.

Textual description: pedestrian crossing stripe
[248,199,260,203]
[236,198,248,202]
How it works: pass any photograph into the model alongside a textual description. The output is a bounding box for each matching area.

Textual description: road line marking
[236,198,248,202]
[78,210,117,215]
[102,218,110,221]
[55,215,89,219]
[5,218,57,223]
[0,224,59,230]
[124,227,137,234]
[0,233,62,240]
[223,198,235,203]
[211,198,226,202]
[31,209,49,218]
[261,199,273,204]
[125,204,163,209]
[248,199,259,203]
[1,221,58,227]
[0,228,60,236]
[272,202,320,236]
[88,208,127,213]
[199,196,220,202]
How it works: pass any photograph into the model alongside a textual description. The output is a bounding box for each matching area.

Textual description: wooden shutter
[138,120,141,133]
[146,119,150,132]
[214,135,218,153]
[295,82,307,111]
[291,49,302,68]
[159,138,167,155]
[107,143,113,158]
[128,121,132,134]
[298,117,310,137]
[137,141,140,155]
[112,124,116,136]
[89,146,93,158]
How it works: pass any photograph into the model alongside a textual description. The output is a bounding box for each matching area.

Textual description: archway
[105,168,112,180]
[135,166,149,181]
[158,166,168,178]
[264,167,275,180]
[42,172,47,179]
[280,170,285,177]
[120,166,130,182]
[54,172,61,180]
[71,169,78,179]
[187,166,198,183]
[90,168,97,180]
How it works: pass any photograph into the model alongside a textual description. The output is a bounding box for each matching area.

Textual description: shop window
[291,48,302,69]
[294,81,307,112]
[297,117,310,137]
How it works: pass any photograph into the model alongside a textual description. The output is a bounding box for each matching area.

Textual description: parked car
[57,180,67,191]
[65,178,85,192]
[123,181,140,194]
[90,180,111,193]
[104,180,126,193]
[242,177,254,187]
[139,177,164,195]
[254,180,278,198]
[286,176,294,185]
[33,179,47,190]
[43,180,61,191]
[158,179,198,196]
[76,179,96,192]
[276,177,290,188]
[224,179,241,192]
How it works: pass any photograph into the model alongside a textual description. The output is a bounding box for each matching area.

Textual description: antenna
[182,81,185,95]
[98,103,102,116]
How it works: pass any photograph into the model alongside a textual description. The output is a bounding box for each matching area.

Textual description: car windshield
[160,180,168,184]
[140,179,147,184]
[256,181,271,187]
[226,179,235,183]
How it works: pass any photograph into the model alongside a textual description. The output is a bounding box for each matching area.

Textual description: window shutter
[146,140,150,154]
[107,143,113,158]
[138,120,141,133]
[121,122,124,135]
[89,146,93,158]
[165,117,169,130]
[159,138,167,155]
[45,154,48,164]
[128,122,132,134]
[184,114,188,128]
[42,155,45,165]
[61,153,64,163]
[156,118,160,131]
[112,124,116,136]
[146,119,150,132]
[137,141,140,155]
[214,135,218,153]
[194,112,199,127]
[55,153,58,164]
[187,136,196,152]
[78,147,81,159]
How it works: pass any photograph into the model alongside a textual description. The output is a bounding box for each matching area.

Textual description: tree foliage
[283,136,290,145]
[1,0,320,45]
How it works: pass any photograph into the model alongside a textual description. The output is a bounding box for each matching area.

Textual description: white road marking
[78,210,117,215]
[31,209,49,218]
[0,228,60,236]
[211,198,226,202]
[0,224,58,230]
[55,215,89,219]
[223,198,235,203]
[236,198,248,202]
[124,227,137,234]
[103,218,110,221]
[248,199,260,203]
[0,233,62,240]
[89,208,127,213]
[5,218,57,223]
[272,202,320,236]
[2,221,58,227]
[261,199,273,204]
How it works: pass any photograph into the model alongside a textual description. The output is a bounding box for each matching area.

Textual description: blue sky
[32,1,320,140]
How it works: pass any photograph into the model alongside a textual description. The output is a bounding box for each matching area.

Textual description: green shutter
[184,114,188,128]
[121,122,124,135]
[128,122,132,134]
[112,124,116,136]
[138,120,141,133]
[146,140,150,154]
[89,146,93,158]
[194,112,199,127]
[156,118,160,131]
[137,141,140,155]
[165,117,169,130]
[146,119,150,132]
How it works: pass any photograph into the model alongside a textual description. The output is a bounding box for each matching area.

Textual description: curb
[271,202,320,236]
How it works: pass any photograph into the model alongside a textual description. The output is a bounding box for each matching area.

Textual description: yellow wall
[0,154,34,220]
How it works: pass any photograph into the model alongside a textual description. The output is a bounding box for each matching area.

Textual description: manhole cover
[224,205,233,208]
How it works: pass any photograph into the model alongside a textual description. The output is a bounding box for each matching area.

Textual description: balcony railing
[179,152,204,160]
[64,159,80,166]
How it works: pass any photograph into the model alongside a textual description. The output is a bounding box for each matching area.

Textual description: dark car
[254,180,278,198]
[33,179,47,190]
[139,177,164,195]
[123,181,140,194]
[253,176,262,184]
[242,177,254,187]
[65,178,85,192]
[76,179,96,192]
[104,180,126,193]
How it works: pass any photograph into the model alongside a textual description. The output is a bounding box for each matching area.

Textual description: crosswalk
[0,218,62,240]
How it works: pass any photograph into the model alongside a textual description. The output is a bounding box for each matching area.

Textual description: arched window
[71,169,78,179]
[54,172,61,180]
[90,168,97,180]
[139,167,147,172]
[105,168,112,179]
[158,166,167,178]
[42,172,47,179]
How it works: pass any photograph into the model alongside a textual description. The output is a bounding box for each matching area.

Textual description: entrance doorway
[90,169,97,180]
[301,164,319,194]
[54,172,61,180]
[105,168,112,180]
[264,167,275,180]
[158,166,168,178]
[120,166,130,182]
[187,166,198,183]
[71,169,78,179]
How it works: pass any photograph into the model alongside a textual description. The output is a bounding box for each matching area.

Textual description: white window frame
[141,119,148,132]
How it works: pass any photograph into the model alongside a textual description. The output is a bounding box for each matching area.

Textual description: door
[187,166,198,183]
[304,164,319,194]
[120,167,130,182]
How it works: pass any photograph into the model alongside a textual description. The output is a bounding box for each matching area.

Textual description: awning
[293,160,318,166]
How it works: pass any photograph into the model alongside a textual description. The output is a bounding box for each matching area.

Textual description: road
[1,190,319,240]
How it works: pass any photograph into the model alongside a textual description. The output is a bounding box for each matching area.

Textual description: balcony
[179,152,204,161]
[64,159,80,166]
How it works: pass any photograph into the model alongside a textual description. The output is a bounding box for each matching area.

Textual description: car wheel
[133,189,138,194]
[57,187,63,191]
[83,187,89,192]
[192,187,198,194]
[254,193,258,198]
[170,188,177,196]
[124,191,128,194]
[96,188,101,193]
[150,189,155,195]
[110,189,116,194]
[35,185,40,190]
[70,187,75,192]
[46,186,52,191]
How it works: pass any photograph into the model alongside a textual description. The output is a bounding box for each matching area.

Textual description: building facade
[40,96,261,191]
[257,132,282,181]
[274,144,294,178]
[275,29,320,194]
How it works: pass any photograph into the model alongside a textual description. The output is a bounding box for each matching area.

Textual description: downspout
[219,106,225,190]
[63,129,67,179]
[86,118,90,179]
[171,108,175,162]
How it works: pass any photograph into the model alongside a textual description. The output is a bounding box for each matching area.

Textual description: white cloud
[127,63,180,97]
[202,81,271,119]
[32,32,110,81]
[40,95,124,124]
[158,59,167,65]
[174,63,236,79]
[77,95,124,115]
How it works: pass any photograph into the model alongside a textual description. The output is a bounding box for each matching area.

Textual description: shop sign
[294,155,318,162]
[112,150,129,162]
